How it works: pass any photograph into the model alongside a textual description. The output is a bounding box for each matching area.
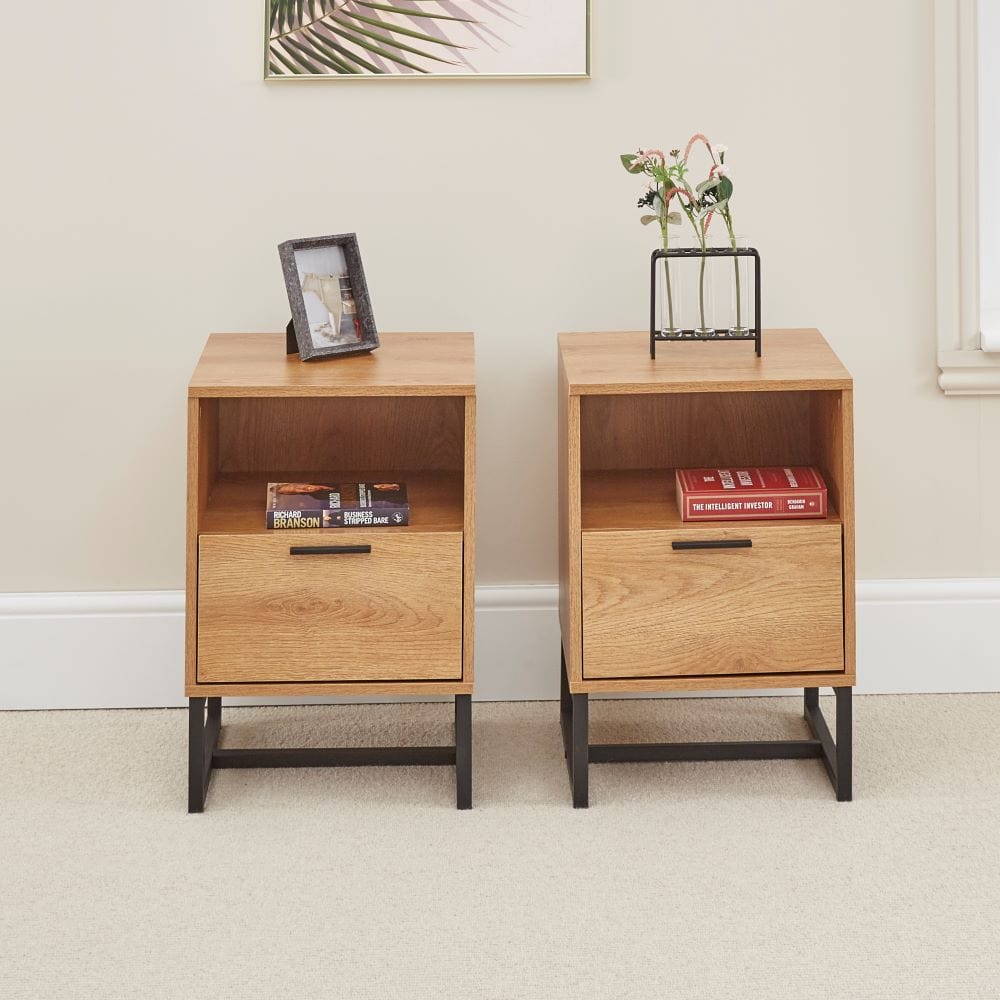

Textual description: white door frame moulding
[934,0,1000,393]
[1,581,998,710]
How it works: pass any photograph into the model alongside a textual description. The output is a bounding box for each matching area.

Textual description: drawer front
[582,524,844,679]
[197,532,463,683]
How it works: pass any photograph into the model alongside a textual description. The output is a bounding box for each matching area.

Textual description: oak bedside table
[557,329,854,807]
[186,333,475,811]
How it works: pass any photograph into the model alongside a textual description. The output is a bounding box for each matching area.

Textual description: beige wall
[2,0,998,593]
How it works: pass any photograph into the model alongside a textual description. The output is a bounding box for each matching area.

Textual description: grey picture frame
[278,233,380,361]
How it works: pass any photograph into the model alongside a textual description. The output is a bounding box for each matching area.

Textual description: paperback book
[266,481,409,528]
[675,466,827,521]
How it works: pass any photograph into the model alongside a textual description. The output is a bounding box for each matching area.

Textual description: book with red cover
[675,466,827,521]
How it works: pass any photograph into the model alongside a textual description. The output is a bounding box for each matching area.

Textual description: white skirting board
[0,581,998,709]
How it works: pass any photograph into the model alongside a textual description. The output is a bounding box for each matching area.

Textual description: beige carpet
[1,694,998,999]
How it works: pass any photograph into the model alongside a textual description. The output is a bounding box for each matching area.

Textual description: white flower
[713,143,728,158]
[715,164,729,177]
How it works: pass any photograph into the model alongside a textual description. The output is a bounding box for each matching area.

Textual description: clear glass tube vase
[725,234,752,338]
[656,233,716,337]
[656,248,683,337]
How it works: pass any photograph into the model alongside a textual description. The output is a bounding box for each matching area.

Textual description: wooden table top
[558,329,852,394]
[189,332,476,397]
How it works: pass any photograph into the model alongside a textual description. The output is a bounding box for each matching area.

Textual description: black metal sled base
[189,695,472,812]
[559,651,851,808]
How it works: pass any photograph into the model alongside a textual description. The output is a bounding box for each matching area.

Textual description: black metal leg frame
[560,648,851,808]
[189,695,473,812]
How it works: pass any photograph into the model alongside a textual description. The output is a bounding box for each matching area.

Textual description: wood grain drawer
[582,523,844,679]
[197,532,463,684]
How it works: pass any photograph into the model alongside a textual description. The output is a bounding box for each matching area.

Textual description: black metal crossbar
[588,740,823,763]
[212,746,457,769]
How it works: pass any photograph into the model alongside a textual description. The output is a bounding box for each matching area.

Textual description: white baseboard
[1,580,998,709]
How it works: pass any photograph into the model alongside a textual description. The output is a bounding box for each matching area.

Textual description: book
[266,481,409,528]
[675,466,827,521]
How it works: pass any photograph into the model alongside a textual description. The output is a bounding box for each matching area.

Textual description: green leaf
[329,15,458,65]
[279,36,327,73]
[665,211,682,225]
[272,38,322,73]
[338,8,470,48]
[270,0,299,34]
[357,2,476,21]
[717,176,733,201]
[621,153,643,173]
[268,0,485,74]
[639,214,659,226]
[325,16,449,68]
[304,26,371,72]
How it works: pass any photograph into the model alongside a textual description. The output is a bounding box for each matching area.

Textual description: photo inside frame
[294,245,363,350]
[267,0,589,78]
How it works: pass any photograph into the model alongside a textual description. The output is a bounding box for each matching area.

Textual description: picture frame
[278,233,379,361]
[265,0,591,80]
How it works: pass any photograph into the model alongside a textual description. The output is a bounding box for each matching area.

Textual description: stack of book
[675,466,827,521]
[266,481,409,529]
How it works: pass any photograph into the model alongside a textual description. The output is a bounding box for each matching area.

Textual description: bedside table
[186,332,475,811]
[557,329,854,807]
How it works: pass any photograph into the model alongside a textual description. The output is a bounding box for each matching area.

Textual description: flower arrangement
[620,135,740,334]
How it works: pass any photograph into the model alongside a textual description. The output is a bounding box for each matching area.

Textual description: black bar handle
[289,545,372,555]
[672,539,752,550]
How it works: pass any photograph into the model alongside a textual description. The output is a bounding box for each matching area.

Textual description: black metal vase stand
[189,695,473,812]
[559,647,851,808]
[650,246,762,360]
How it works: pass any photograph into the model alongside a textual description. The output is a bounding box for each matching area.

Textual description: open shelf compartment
[192,394,469,535]
[579,389,848,532]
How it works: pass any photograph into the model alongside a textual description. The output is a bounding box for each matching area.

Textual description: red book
[675,466,828,521]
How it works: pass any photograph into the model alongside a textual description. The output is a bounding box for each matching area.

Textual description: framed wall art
[278,233,379,361]
[266,1,590,79]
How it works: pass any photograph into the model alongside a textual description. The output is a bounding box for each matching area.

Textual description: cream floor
[1,695,998,999]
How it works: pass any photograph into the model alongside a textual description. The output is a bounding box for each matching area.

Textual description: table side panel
[810,387,856,681]
[840,390,856,680]
[186,398,218,691]
[463,394,476,684]
[558,355,583,684]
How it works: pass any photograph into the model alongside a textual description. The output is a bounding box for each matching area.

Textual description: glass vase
[657,233,715,337]
[724,234,752,338]
[656,246,683,337]
[691,238,715,337]
[674,232,714,336]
